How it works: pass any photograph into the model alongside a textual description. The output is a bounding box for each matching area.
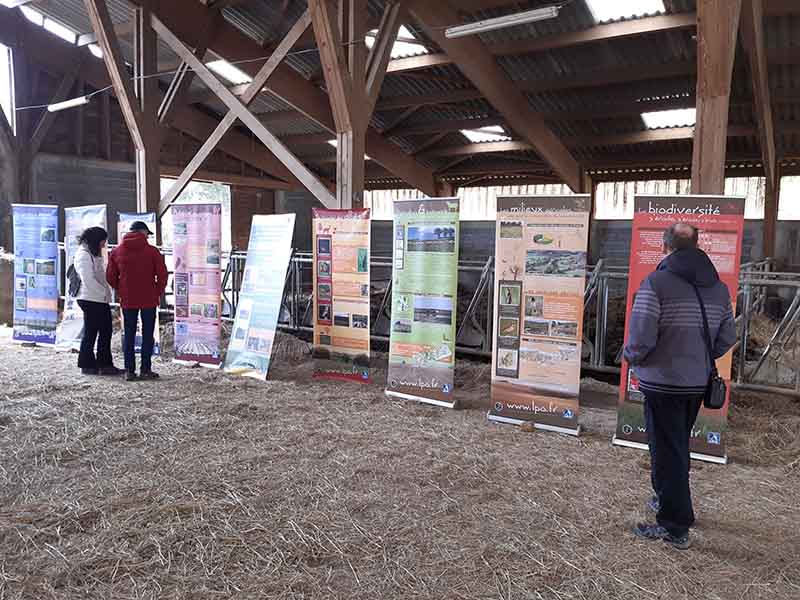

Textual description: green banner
[386,198,460,407]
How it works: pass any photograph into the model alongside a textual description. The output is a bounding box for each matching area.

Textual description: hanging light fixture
[47,95,90,113]
[444,5,561,39]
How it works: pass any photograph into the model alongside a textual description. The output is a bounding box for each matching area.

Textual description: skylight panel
[43,17,77,44]
[19,6,44,27]
[641,108,696,129]
[461,125,511,143]
[206,60,252,85]
[365,25,429,59]
[327,139,371,159]
[586,0,665,22]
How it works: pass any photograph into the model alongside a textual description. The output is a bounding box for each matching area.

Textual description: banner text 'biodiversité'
[615,194,745,460]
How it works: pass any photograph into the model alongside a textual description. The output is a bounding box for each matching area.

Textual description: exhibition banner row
[312,208,371,383]
[118,212,161,356]
[9,195,747,462]
[488,195,590,435]
[615,194,745,461]
[11,204,59,345]
[386,198,460,407]
[224,213,296,379]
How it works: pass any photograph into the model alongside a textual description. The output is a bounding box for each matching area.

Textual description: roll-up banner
[487,195,590,435]
[614,194,745,463]
[55,204,108,351]
[12,204,59,345]
[386,198,460,407]
[224,213,295,379]
[117,212,161,356]
[312,208,371,383]
[172,204,222,367]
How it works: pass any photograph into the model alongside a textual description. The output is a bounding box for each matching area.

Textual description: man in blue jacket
[624,223,736,549]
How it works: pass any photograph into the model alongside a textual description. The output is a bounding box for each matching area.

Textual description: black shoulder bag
[690,284,727,410]
[66,264,82,297]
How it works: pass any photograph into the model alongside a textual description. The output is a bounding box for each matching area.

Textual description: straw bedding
[0,326,798,599]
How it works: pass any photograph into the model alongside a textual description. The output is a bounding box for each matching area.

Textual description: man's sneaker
[139,370,160,380]
[633,523,691,550]
[81,368,99,376]
[125,371,138,382]
[647,495,660,513]
[99,366,124,376]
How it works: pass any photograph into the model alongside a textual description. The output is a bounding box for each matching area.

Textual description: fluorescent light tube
[47,96,90,113]
[445,6,560,39]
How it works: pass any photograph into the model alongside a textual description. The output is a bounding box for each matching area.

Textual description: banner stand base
[487,412,580,437]
[385,390,455,409]
[173,359,220,369]
[612,436,728,465]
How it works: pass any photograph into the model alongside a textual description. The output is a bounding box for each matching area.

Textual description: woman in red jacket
[107,221,168,381]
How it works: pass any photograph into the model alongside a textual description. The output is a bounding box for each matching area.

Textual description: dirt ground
[1,326,799,600]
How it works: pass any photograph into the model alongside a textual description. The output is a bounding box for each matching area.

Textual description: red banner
[615,195,745,462]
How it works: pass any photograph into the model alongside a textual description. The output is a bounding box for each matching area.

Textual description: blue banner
[224,213,295,380]
[12,205,60,345]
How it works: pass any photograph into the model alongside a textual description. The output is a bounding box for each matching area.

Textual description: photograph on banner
[224,213,295,379]
[55,205,108,351]
[312,208,371,383]
[172,204,222,366]
[615,195,745,460]
[12,205,59,345]
[488,195,590,433]
[386,198,460,407]
[117,212,161,356]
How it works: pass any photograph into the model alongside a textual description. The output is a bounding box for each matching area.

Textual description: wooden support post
[99,91,111,160]
[763,165,780,258]
[158,10,221,126]
[134,0,161,217]
[158,10,313,215]
[74,80,85,157]
[581,171,597,259]
[691,0,742,194]
[312,0,399,208]
[0,91,17,248]
[741,0,777,191]
[151,13,336,210]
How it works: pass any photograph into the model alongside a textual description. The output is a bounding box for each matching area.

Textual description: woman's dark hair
[78,226,108,257]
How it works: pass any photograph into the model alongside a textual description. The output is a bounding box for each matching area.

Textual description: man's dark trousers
[122,308,156,373]
[643,389,704,538]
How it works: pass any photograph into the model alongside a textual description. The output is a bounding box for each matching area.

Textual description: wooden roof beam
[129,0,438,195]
[740,0,777,190]
[408,1,581,190]
[0,12,305,187]
[384,13,697,74]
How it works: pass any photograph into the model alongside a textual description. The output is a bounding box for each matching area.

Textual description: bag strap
[688,283,719,377]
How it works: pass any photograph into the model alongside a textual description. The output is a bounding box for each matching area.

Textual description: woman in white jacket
[73,227,122,375]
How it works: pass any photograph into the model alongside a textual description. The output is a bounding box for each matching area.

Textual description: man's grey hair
[663,223,699,251]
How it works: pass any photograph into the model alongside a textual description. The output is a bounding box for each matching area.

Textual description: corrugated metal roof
[12,0,800,187]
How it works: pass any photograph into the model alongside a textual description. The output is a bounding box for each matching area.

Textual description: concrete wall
[31,154,137,243]
[231,187,275,250]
